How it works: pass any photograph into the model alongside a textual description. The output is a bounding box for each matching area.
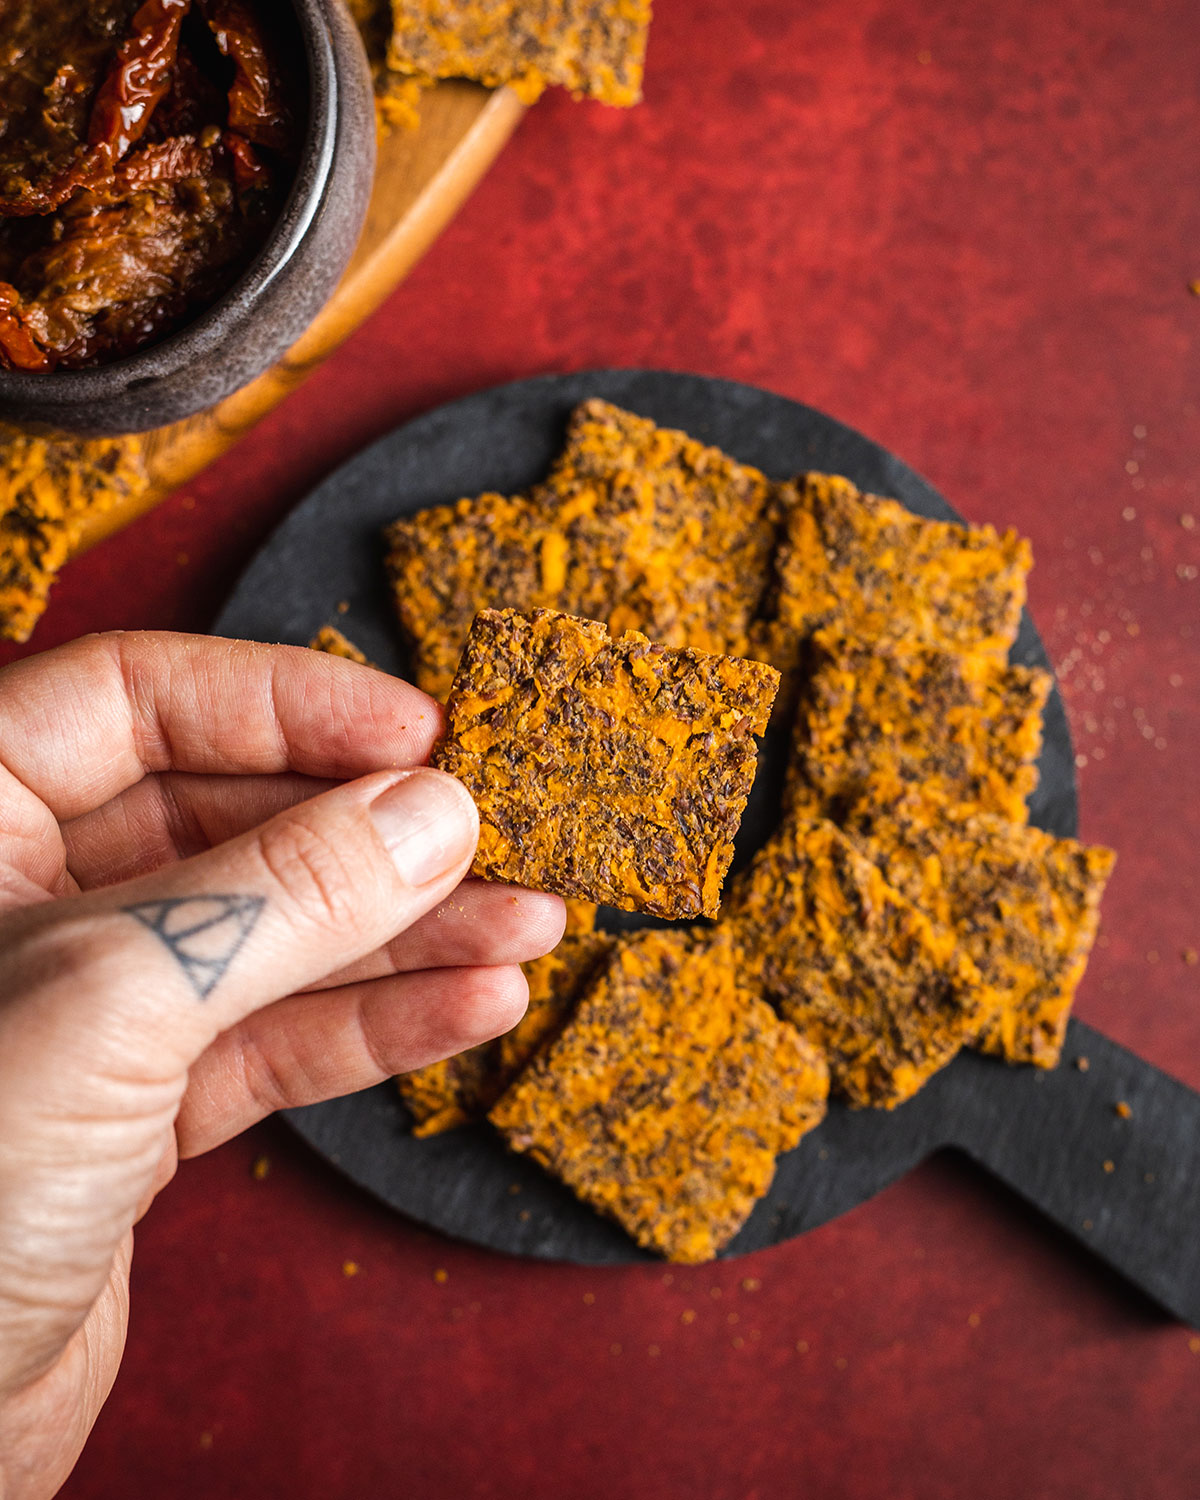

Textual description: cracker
[728,815,984,1108]
[759,473,1031,675]
[854,811,1115,1068]
[383,399,778,701]
[431,607,779,918]
[0,426,147,642]
[490,928,829,1263]
[384,484,650,701]
[563,898,599,935]
[385,0,652,107]
[788,630,1050,824]
[544,398,780,658]
[346,0,430,132]
[398,932,614,1136]
[308,625,372,664]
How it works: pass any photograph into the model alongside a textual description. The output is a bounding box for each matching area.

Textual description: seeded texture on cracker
[0,425,147,642]
[728,815,984,1109]
[853,809,1115,1069]
[490,928,829,1263]
[383,399,778,700]
[787,630,1050,825]
[385,0,652,107]
[432,608,779,918]
[544,399,780,658]
[398,933,614,1136]
[759,472,1032,676]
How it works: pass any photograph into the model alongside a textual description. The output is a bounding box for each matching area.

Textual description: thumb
[0,766,480,1072]
[0,767,477,1389]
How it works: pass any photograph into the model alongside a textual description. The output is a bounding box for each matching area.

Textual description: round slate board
[213,369,1077,1265]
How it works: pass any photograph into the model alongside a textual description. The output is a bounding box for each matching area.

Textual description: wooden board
[73,80,524,554]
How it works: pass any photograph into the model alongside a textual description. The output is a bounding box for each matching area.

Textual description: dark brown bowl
[0,0,376,437]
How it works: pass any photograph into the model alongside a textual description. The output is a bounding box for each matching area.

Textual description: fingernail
[369,771,478,887]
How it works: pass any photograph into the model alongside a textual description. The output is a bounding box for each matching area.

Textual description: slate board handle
[943,1020,1200,1326]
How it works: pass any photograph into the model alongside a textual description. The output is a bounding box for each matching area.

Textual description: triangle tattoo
[123,895,267,1000]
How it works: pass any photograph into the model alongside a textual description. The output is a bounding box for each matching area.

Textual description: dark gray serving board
[213,370,1200,1325]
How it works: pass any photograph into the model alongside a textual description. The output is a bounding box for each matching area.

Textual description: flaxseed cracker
[490,927,829,1263]
[432,607,778,918]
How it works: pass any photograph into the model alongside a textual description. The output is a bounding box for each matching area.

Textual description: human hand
[0,631,564,1499]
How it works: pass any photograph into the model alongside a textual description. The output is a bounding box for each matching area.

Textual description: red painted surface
[4,0,1198,1493]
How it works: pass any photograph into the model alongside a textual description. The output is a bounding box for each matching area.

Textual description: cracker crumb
[433,1268,448,1284]
[1115,1101,1133,1119]
[251,1155,271,1181]
[1075,1056,1090,1072]
[342,1260,360,1278]
[199,1431,213,1451]
[681,1309,697,1325]
[967,1312,981,1328]
[582,1292,595,1305]
[1103,1159,1115,1174]
[1183,949,1198,965]
[796,1339,810,1353]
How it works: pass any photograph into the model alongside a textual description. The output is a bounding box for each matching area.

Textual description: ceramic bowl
[0,0,376,437]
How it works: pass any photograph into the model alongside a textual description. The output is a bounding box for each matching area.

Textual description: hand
[0,632,564,1498]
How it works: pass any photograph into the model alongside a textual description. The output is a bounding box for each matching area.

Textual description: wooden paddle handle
[945,1021,1200,1326]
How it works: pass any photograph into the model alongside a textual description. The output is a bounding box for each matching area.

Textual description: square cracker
[490,927,829,1263]
[543,398,780,659]
[759,472,1032,676]
[853,809,1115,1069]
[728,815,984,1108]
[398,933,614,1136]
[0,426,147,643]
[788,630,1051,825]
[383,399,778,701]
[386,0,652,107]
[432,607,779,918]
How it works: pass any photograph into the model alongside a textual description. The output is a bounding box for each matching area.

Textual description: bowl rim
[0,0,338,405]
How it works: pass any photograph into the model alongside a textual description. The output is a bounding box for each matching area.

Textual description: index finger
[0,631,442,822]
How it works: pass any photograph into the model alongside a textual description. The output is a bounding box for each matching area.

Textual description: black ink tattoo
[123,895,266,1000]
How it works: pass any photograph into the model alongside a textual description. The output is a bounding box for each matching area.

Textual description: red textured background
[5,0,1200,1494]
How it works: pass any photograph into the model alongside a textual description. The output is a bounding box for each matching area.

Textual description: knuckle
[453,965,529,1046]
[254,814,368,935]
[237,1029,306,1117]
